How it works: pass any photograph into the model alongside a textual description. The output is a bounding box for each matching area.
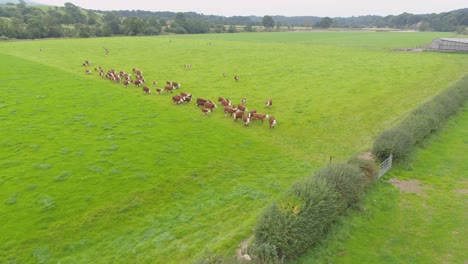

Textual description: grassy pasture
[0,32,467,263]
[296,104,468,264]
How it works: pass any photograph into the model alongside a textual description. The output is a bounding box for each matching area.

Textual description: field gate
[377,154,393,179]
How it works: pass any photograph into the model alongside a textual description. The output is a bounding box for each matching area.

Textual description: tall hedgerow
[371,127,414,162]
[253,178,342,261]
[315,163,366,209]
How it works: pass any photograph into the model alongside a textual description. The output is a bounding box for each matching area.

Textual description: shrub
[254,178,341,260]
[315,163,365,209]
[371,127,414,162]
[347,156,378,187]
[249,243,281,264]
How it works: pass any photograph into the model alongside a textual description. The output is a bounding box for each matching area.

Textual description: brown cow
[134,80,143,87]
[266,98,272,108]
[152,81,158,86]
[241,98,246,105]
[233,110,244,122]
[248,109,257,117]
[204,101,217,111]
[143,86,150,94]
[252,113,269,123]
[269,116,276,128]
[201,107,210,115]
[234,75,239,81]
[164,85,175,93]
[220,99,231,107]
[224,106,237,116]
[172,82,180,89]
[243,114,250,127]
[172,95,184,104]
[85,69,91,75]
[237,104,247,112]
[155,88,162,94]
[196,98,207,107]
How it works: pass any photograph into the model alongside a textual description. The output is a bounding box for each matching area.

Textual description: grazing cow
[243,114,250,127]
[201,107,210,115]
[164,85,174,93]
[155,88,162,94]
[183,95,192,103]
[123,80,131,87]
[234,75,239,81]
[143,86,150,94]
[241,98,246,105]
[153,81,157,86]
[166,81,172,85]
[172,82,180,89]
[252,113,269,123]
[233,110,244,122]
[204,101,217,111]
[134,80,143,87]
[248,109,257,117]
[220,99,231,107]
[266,98,272,108]
[99,70,104,78]
[269,116,276,128]
[224,106,237,116]
[85,69,91,75]
[196,98,207,107]
[172,95,184,104]
[237,104,247,112]
[218,97,226,103]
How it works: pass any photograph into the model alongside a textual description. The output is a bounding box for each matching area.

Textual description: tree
[316,17,333,28]
[122,17,146,35]
[262,15,274,29]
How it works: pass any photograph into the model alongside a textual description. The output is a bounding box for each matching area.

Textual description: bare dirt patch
[454,189,468,195]
[389,178,431,194]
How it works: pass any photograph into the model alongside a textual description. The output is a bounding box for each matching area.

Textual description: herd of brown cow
[84,61,277,129]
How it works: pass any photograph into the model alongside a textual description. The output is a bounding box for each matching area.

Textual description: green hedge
[372,75,468,162]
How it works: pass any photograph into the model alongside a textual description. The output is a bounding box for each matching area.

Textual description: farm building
[430,38,468,52]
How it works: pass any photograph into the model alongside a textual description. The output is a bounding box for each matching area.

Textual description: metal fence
[377,154,393,179]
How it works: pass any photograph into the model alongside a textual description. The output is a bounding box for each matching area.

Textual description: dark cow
[252,113,269,123]
[266,98,272,108]
[172,95,184,104]
[153,81,158,86]
[224,106,237,116]
[155,88,162,94]
[196,98,207,107]
[164,85,175,93]
[123,80,131,87]
[143,86,150,94]
[269,116,276,128]
[234,75,239,81]
[233,110,244,122]
[85,69,91,75]
[134,80,143,87]
[172,82,181,89]
[204,101,217,111]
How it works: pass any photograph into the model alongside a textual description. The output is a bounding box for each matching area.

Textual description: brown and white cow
[243,114,250,127]
[164,85,175,93]
[143,86,150,94]
[252,113,269,123]
[172,95,184,104]
[220,99,231,107]
[204,101,217,111]
[152,81,158,86]
[248,109,257,118]
[196,98,207,107]
[269,116,276,128]
[123,80,131,87]
[155,88,162,94]
[237,104,247,112]
[172,82,181,89]
[234,75,239,81]
[224,106,238,116]
[134,80,143,87]
[201,107,210,115]
[241,98,246,105]
[233,110,244,122]
[266,98,272,108]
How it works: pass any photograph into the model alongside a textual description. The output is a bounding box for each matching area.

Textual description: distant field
[296,104,468,264]
[0,32,467,263]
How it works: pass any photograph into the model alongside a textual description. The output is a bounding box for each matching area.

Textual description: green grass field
[295,103,468,264]
[0,32,467,263]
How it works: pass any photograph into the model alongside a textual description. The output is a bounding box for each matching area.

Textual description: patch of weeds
[87,165,104,173]
[38,196,56,212]
[85,122,95,128]
[54,171,71,182]
[27,184,37,190]
[5,193,17,205]
[75,150,85,157]
[35,164,51,170]
[109,168,122,174]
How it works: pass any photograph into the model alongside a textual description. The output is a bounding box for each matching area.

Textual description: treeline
[0,1,467,39]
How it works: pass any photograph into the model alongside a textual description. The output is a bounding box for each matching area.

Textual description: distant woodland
[0,1,467,39]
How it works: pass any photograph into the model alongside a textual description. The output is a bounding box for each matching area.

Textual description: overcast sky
[33,0,467,17]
